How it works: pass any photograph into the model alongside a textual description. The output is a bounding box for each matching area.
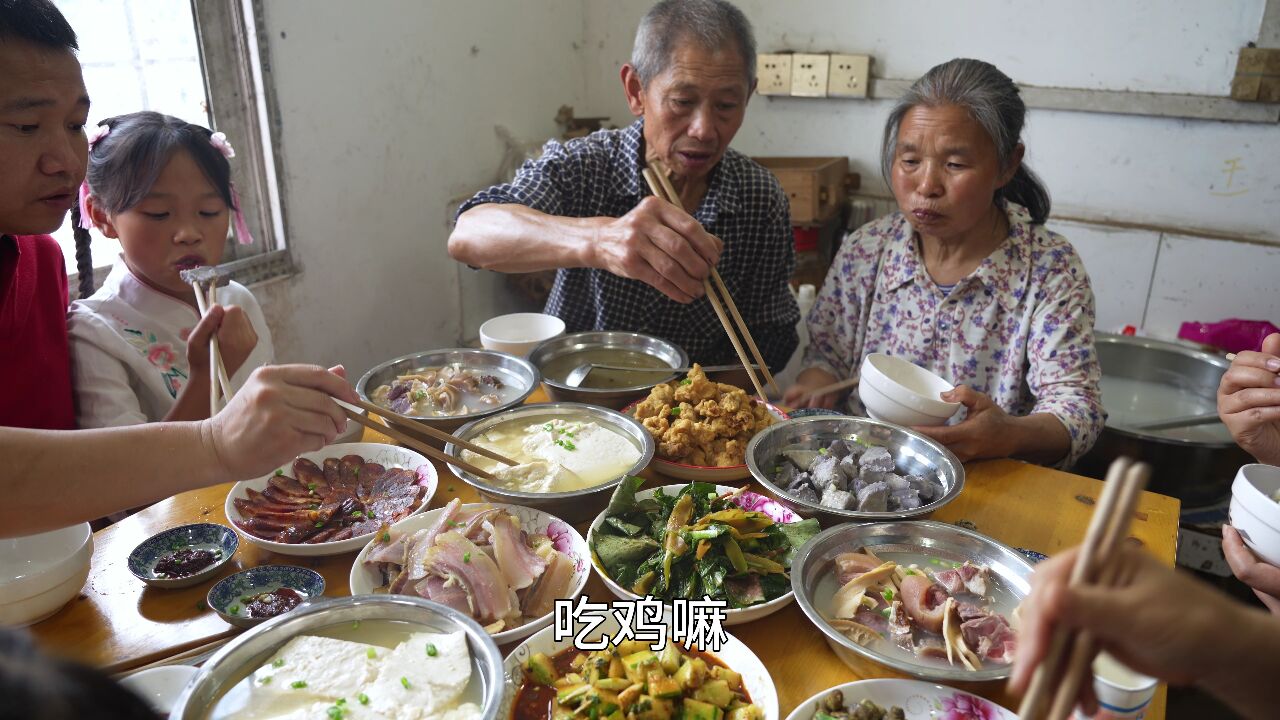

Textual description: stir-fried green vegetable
[591,478,819,609]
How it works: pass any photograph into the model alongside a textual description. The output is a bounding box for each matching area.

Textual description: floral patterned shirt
[67,256,275,428]
[802,202,1104,468]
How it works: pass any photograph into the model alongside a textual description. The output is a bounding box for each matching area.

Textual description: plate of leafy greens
[587,477,822,625]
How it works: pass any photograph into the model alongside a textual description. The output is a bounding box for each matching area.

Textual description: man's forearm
[1,423,225,537]
[449,204,599,273]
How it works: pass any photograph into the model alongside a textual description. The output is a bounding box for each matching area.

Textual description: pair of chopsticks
[1017,456,1151,720]
[189,280,233,414]
[338,397,517,482]
[641,159,779,401]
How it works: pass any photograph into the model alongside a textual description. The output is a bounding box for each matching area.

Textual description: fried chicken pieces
[633,364,775,466]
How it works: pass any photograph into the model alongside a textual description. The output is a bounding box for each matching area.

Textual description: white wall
[254,0,584,374]
[579,0,1280,337]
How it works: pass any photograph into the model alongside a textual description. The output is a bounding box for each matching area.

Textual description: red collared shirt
[0,234,75,429]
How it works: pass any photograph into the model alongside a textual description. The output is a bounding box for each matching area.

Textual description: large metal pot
[1074,333,1249,506]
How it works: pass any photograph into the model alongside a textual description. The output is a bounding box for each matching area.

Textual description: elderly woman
[783,58,1104,468]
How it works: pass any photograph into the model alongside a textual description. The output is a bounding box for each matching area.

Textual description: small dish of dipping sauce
[207,565,325,629]
[128,523,238,589]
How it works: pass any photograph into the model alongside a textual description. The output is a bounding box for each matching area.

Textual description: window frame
[188,0,294,285]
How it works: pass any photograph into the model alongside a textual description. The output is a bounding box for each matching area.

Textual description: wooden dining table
[30,391,1181,718]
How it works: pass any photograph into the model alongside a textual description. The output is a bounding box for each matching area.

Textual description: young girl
[68,111,274,427]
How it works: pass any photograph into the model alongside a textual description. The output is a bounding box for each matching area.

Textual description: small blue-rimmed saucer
[207,565,325,629]
[1016,547,1049,564]
[127,523,237,589]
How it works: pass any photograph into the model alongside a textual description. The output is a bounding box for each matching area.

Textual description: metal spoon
[563,362,761,388]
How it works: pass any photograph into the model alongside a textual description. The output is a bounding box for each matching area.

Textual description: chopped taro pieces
[771,438,946,512]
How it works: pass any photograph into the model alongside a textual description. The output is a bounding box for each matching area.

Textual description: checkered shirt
[459,119,799,370]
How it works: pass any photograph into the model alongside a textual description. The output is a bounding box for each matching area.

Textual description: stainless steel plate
[790,520,1034,683]
[746,416,964,525]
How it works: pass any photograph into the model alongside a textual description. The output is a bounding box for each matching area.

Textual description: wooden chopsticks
[342,396,516,466]
[190,280,232,414]
[1017,456,1151,720]
[642,159,779,401]
[796,376,860,405]
[340,407,501,482]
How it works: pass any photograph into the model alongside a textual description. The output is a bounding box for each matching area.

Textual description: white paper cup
[479,313,565,357]
[1074,652,1158,719]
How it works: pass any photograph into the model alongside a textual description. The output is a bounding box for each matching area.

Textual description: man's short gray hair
[631,0,756,88]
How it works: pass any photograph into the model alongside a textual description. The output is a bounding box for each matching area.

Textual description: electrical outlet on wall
[790,54,829,97]
[757,53,792,96]
[828,54,871,98]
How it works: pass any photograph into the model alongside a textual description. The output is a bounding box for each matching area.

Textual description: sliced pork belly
[521,550,575,618]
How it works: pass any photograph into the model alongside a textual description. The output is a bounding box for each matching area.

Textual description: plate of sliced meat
[225,443,437,556]
[349,501,590,646]
[790,520,1032,683]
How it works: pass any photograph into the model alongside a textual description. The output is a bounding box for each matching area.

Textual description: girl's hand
[206,364,358,480]
[214,305,259,377]
[183,305,226,374]
[782,367,841,410]
[1217,332,1280,466]
[913,385,1012,461]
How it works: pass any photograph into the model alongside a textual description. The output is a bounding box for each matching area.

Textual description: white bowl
[480,313,566,357]
[1229,463,1280,566]
[225,442,437,557]
[119,665,198,715]
[350,502,591,646]
[0,522,93,626]
[858,354,960,426]
[784,678,1016,720]
[586,482,802,626]
[502,609,778,720]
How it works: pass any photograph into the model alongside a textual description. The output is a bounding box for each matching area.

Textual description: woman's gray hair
[631,0,756,88]
[880,58,1051,224]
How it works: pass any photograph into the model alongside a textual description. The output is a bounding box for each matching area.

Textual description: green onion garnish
[291,680,308,689]
[400,676,410,689]
[260,676,272,684]
[358,693,369,705]
[274,469,284,476]
[426,643,438,657]
[463,552,471,563]
[367,647,377,659]
[381,532,391,542]
[229,605,240,615]
[351,620,360,629]
[272,658,285,668]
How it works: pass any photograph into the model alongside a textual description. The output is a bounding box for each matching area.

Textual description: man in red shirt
[0,0,87,429]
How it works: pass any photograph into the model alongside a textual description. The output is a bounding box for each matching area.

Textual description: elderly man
[449,0,798,370]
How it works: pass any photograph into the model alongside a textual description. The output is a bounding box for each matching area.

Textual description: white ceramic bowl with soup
[858,353,961,427]
[480,313,566,357]
[1230,463,1280,566]
[0,522,93,626]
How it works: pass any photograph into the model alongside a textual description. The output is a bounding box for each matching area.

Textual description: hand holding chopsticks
[642,159,779,400]
[1015,457,1151,720]
[337,396,518,483]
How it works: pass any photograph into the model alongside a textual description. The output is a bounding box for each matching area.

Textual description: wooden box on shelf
[754,156,851,224]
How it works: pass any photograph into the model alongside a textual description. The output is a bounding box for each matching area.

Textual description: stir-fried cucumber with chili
[523,640,764,720]
[591,478,820,608]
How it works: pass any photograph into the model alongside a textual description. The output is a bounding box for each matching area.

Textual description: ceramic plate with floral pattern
[783,678,1016,720]
[348,502,590,646]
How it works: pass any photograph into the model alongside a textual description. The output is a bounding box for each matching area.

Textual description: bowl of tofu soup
[746,416,964,526]
[444,403,655,523]
[170,594,505,720]
[357,348,539,441]
[530,331,688,410]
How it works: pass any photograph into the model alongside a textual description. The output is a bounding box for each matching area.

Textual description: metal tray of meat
[746,416,964,525]
[790,520,1034,683]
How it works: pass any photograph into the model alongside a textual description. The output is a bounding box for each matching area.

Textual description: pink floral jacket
[802,202,1105,468]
